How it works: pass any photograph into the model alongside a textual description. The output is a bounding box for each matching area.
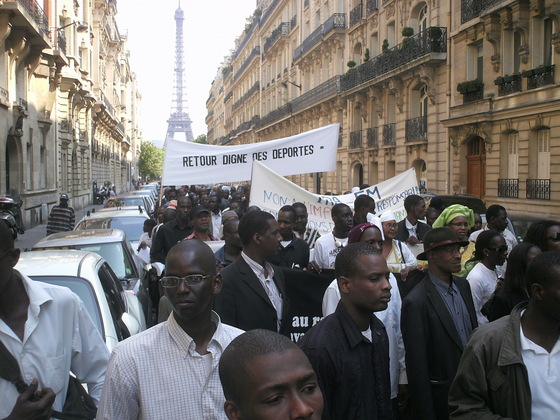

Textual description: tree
[138,141,164,180]
[193,133,208,144]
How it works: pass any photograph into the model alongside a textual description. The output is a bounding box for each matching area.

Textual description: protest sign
[161,124,339,185]
[250,160,419,235]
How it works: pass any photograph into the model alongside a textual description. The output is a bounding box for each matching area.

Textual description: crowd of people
[1,182,559,420]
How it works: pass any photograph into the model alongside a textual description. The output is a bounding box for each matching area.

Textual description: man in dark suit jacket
[396,194,431,244]
[214,210,290,335]
[401,227,477,420]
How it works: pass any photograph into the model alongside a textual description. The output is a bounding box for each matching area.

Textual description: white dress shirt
[0,272,110,418]
[520,316,560,420]
[97,311,243,420]
[211,211,222,239]
[241,252,283,332]
[322,273,407,399]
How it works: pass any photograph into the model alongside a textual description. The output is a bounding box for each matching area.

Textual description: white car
[74,206,151,250]
[16,250,146,352]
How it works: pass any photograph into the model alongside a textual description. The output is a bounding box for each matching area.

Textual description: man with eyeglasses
[98,240,243,420]
[396,194,431,246]
[401,227,477,420]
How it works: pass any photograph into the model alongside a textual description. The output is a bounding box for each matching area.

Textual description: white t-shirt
[313,233,348,269]
[466,262,498,325]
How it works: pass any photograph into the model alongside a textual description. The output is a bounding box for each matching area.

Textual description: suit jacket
[214,256,290,335]
[401,273,477,420]
[395,218,432,242]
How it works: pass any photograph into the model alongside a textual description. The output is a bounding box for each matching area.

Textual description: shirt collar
[241,251,274,279]
[335,302,380,348]
[405,218,416,230]
[428,270,457,294]
[19,271,52,320]
[166,310,226,355]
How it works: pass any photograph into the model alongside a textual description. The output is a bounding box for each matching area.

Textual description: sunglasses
[487,245,508,254]
[160,274,211,288]
[548,233,560,242]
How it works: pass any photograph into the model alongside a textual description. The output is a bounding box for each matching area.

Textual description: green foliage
[401,27,414,37]
[456,79,484,94]
[193,134,208,144]
[364,48,370,62]
[382,39,389,53]
[138,141,163,180]
[347,60,356,68]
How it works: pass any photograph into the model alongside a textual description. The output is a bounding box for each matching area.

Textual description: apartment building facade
[207,0,559,217]
[0,0,141,228]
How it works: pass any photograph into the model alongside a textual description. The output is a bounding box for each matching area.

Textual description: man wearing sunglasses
[98,240,243,420]
[401,227,477,420]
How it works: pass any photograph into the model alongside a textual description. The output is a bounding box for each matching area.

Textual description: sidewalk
[16,204,104,250]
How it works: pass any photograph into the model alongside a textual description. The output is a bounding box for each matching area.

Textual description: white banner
[250,161,419,235]
[161,124,340,185]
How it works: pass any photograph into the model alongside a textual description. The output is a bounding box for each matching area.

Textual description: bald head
[166,239,216,275]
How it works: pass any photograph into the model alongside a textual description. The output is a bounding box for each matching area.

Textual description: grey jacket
[449,303,531,419]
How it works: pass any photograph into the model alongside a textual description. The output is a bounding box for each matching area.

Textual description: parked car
[421,193,487,214]
[140,184,158,200]
[16,250,146,352]
[105,194,154,216]
[74,206,151,250]
[32,229,153,326]
[507,214,545,244]
[130,190,158,207]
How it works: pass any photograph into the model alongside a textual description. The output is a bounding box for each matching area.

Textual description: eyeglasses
[449,222,469,227]
[548,233,560,242]
[487,245,508,254]
[160,274,211,288]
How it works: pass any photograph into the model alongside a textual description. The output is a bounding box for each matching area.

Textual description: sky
[115,0,257,144]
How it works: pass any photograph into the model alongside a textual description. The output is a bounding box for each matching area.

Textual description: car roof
[85,207,149,218]
[420,193,487,213]
[33,229,127,248]
[16,250,102,277]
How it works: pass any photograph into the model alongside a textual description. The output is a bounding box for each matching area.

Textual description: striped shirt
[46,205,75,235]
[97,311,243,420]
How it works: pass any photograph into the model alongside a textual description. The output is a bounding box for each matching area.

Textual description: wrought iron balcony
[294,25,323,61]
[382,123,396,146]
[495,75,522,96]
[462,88,484,104]
[9,0,49,35]
[292,76,340,112]
[323,13,346,35]
[264,21,291,53]
[290,15,297,30]
[405,116,428,142]
[53,29,67,54]
[367,127,379,148]
[526,179,550,200]
[498,178,519,198]
[350,3,363,27]
[232,82,260,111]
[231,16,258,60]
[461,0,504,23]
[366,0,378,14]
[224,91,233,103]
[233,46,260,81]
[229,115,260,138]
[350,130,363,149]
[260,0,280,25]
[341,27,447,92]
[258,103,292,128]
[525,65,555,90]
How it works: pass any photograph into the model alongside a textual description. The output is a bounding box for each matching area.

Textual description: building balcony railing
[230,115,260,138]
[294,25,323,61]
[525,65,555,90]
[258,103,292,128]
[341,26,447,92]
[405,116,428,142]
[260,0,280,25]
[231,16,258,59]
[461,0,503,24]
[526,179,550,200]
[224,91,233,103]
[349,130,363,149]
[9,0,49,35]
[349,3,363,27]
[367,127,379,148]
[52,29,67,54]
[232,82,260,111]
[290,15,297,30]
[292,75,340,112]
[233,46,260,81]
[495,75,522,96]
[98,90,115,117]
[498,178,519,198]
[462,88,484,104]
[264,21,291,53]
[382,123,396,146]
[323,13,346,36]
[366,0,378,15]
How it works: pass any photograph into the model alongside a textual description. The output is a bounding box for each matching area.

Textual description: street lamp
[281,80,302,90]
[51,21,89,33]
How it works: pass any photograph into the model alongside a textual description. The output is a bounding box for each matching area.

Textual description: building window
[537,129,550,179]
[498,132,519,198]
[467,41,483,80]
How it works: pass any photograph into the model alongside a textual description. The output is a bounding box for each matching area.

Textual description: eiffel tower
[166,0,194,141]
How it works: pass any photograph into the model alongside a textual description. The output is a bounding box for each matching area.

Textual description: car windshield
[31,276,104,338]
[75,243,134,279]
[106,197,145,208]
[75,217,146,241]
